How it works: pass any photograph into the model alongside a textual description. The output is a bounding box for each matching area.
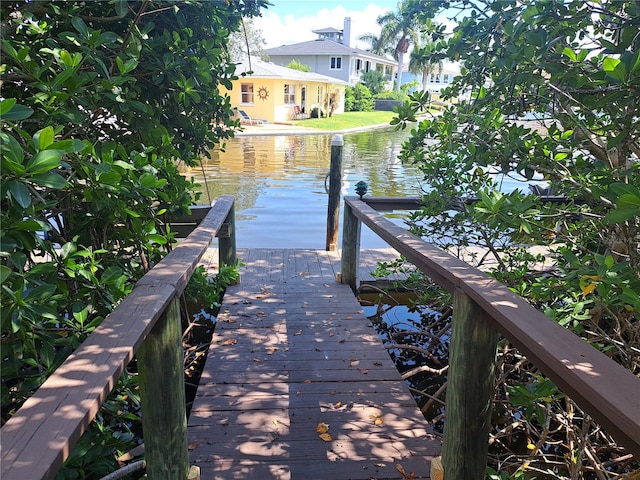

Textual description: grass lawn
[292,111,397,130]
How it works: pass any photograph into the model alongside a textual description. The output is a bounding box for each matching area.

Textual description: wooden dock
[187,249,441,479]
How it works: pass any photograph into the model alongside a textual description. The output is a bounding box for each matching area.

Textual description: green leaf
[60,242,77,259]
[8,180,31,208]
[138,172,157,188]
[1,131,25,165]
[71,17,89,38]
[0,265,11,284]
[562,47,576,61]
[148,234,167,245]
[25,150,64,174]
[31,172,68,189]
[1,103,34,121]
[98,171,122,184]
[0,98,17,116]
[617,193,640,209]
[24,284,57,302]
[15,219,48,231]
[603,208,638,224]
[34,126,55,151]
[603,57,626,81]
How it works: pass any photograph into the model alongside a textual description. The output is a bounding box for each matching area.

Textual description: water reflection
[185,128,421,248]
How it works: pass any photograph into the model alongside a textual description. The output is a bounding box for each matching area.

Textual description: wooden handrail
[341,196,640,472]
[1,195,236,480]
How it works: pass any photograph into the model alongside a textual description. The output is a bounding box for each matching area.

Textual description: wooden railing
[341,196,640,478]
[0,195,236,480]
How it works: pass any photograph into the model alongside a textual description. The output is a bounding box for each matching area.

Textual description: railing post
[341,198,361,291]
[442,288,499,479]
[137,296,190,479]
[326,134,344,251]
[219,199,237,283]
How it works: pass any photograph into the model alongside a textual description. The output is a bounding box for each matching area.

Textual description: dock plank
[188,249,440,479]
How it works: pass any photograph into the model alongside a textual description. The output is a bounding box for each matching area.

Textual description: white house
[264,18,397,87]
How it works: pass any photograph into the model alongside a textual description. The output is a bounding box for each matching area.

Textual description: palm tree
[409,37,443,93]
[376,1,423,91]
[357,32,390,57]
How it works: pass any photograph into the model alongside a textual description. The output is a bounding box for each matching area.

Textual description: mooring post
[326,134,344,251]
[442,288,499,479]
[340,198,361,291]
[219,200,237,283]
[137,296,190,480]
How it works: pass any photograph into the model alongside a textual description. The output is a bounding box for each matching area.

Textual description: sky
[253,1,399,50]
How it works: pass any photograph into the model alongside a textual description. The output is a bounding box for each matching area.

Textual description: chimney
[343,17,353,46]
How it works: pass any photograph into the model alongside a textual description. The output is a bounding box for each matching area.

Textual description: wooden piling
[442,288,499,479]
[341,199,361,290]
[326,135,344,251]
[137,296,190,479]
[219,200,237,282]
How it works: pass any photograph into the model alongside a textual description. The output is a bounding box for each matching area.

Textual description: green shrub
[345,84,374,112]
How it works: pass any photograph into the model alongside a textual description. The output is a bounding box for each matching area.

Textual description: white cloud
[254,4,393,50]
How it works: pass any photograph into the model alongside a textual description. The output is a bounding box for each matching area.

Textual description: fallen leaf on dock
[188,442,199,451]
[374,417,384,426]
[395,463,415,479]
[294,330,302,336]
[350,360,360,367]
[256,311,266,317]
[316,422,329,433]
[358,368,369,374]
[222,338,236,346]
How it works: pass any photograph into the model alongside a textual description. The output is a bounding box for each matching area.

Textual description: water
[187,128,422,248]
[186,127,546,248]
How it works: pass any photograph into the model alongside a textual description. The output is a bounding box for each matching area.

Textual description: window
[330,57,342,70]
[241,83,254,103]
[284,84,296,104]
[443,74,450,83]
[365,61,371,72]
[317,86,323,104]
[355,59,362,72]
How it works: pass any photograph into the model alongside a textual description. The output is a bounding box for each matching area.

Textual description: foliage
[345,84,374,112]
[375,89,409,101]
[392,0,639,476]
[185,262,241,311]
[1,0,267,475]
[360,70,388,95]
[286,58,311,72]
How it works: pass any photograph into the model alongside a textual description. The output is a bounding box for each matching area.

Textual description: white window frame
[241,83,254,104]
[330,56,342,70]
[284,84,296,104]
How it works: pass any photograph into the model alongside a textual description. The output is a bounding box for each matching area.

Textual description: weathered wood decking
[188,249,441,479]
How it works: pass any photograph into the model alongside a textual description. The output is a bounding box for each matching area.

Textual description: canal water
[188,128,422,248]
[187,127,546,249]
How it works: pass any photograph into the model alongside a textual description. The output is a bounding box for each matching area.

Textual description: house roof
[264,38,396,67]
[234,58,348,85]
[312,27,342,35]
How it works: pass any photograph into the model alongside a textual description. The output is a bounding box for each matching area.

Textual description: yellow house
[222,57,347,124]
